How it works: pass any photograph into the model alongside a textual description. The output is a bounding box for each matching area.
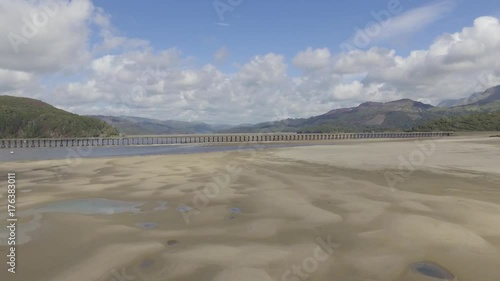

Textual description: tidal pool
[176,205,192,212]
[0,214,42,246]
[33,198,143,215]
[135,222,159,229]
[404,261,456,281]
[229,207,241,214]
[0,199,143,246]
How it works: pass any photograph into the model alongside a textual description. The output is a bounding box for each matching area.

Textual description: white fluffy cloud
[237,54,287,85]
[293,47,332,72]
[0,69,37,95]
[1,0,500,124]
[0,0,93,73]
[328,16,500,105]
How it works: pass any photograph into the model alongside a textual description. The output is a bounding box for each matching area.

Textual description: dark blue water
[410,262,455,280]
[0,143,307,162]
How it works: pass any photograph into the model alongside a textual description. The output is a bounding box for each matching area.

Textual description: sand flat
[0,135,499,281]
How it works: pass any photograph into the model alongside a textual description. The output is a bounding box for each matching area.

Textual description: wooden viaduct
[0,132,453,149]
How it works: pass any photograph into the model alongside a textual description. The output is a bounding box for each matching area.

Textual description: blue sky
[2,0,500,123]
[92,0,499,70]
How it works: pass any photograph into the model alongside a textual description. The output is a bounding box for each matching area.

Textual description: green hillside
[415,112,500,132]
[0,96,119,138]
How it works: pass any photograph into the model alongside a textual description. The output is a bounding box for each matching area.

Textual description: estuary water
[0,143,306,162]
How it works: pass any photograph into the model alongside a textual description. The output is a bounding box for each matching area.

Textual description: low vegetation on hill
[414,112,500,132]
[0,96,119,138]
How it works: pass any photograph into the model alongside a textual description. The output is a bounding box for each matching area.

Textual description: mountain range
[222,85,500,133]
[1,85,499,138]
[438,85,500,107]
[69,84,500,135]
[90,115,232,135]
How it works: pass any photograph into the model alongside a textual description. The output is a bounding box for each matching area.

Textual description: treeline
[414,112,500,132]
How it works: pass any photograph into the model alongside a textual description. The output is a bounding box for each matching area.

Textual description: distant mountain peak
[438,84,500,107]
[359,101,380,107]
[390,98,419,103]
[345,99,432,111]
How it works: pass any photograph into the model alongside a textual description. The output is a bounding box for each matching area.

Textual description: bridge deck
[0,132,453,149]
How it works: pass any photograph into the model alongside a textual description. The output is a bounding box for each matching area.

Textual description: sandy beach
[1,135,499,281]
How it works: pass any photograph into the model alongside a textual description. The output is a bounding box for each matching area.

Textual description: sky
[1,0,500,124]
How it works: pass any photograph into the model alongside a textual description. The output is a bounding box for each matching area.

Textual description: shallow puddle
[176,205,192,212]
[229,207,241,214]
[135,222,159,229]
[0,214,42,246]
[402,261,456,281]
[33,198,143,215]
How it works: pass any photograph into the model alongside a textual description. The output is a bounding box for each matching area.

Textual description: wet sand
[0,135,499,281]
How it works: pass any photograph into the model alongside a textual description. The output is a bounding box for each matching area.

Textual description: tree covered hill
[414,112,500,132]
[0,96,119,138]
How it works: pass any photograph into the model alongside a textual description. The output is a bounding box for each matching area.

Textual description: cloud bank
[1,0,500,124]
